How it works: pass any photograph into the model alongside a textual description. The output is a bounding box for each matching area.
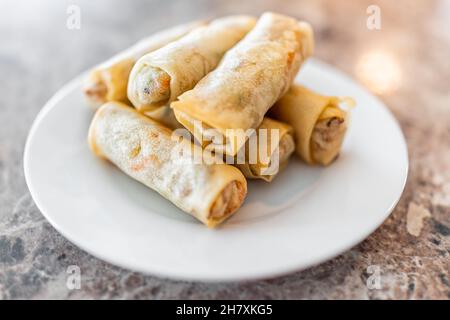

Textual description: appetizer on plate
[85,11,353,227]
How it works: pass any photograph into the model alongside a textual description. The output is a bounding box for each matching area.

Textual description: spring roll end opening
[87,104,111,159]
[83,71,108,107]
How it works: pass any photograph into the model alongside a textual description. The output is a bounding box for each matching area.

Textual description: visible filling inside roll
[84,74,107,103]
[311,116,346,165]
[249,133,295,177]
[135,65,171,105]
[209,181,246,222]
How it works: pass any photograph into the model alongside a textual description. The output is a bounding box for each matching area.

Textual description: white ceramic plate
[24,59,408,282]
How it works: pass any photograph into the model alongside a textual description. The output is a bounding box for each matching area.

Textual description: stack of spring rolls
[85,12,353,228]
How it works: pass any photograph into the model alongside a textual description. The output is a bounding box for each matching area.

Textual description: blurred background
[0,0,449,299]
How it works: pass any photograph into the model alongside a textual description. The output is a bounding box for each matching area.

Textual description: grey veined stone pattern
[0,0,449,299]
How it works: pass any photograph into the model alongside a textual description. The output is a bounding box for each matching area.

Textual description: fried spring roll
[127,15,257,112]
[172,12,314,156]
[235,118,294,182]
[88,102,247,227]
[83,21,205,108]
[269,85,350,165]
[143,111,294,181]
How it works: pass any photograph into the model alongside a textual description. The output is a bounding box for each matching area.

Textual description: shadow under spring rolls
[88,102,247,227]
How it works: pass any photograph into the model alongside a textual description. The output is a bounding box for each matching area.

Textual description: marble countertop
[0,0,449,299]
